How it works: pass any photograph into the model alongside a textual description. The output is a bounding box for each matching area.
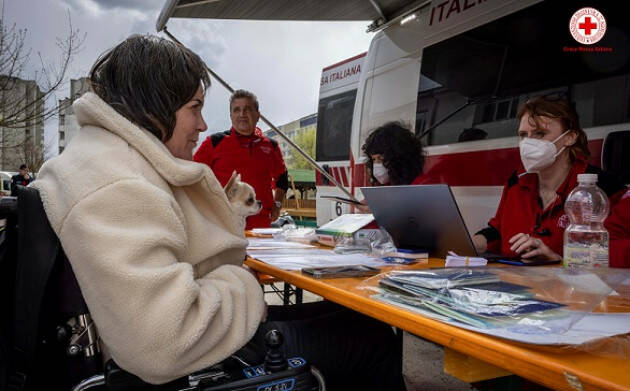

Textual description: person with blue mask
[472,96,626,260]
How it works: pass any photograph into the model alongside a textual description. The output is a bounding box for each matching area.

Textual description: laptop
[360,185,480,259]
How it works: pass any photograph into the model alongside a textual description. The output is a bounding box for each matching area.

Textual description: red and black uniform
[477,156,627,257]
[194,127,288,229]
[605,190,630,268]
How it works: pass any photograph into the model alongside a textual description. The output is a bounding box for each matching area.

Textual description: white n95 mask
[519,130,570,173]
[372,163,390,184]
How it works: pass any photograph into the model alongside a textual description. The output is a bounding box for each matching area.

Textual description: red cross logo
[570,8,607,45]
[578,17,597,36]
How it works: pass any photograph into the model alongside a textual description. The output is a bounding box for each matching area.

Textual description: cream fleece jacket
[32,92,265,384]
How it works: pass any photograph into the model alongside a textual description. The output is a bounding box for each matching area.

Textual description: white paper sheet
[445,255,488,267]
[251,252,388,271]
[251,228,283,235]
[247,238,315,250]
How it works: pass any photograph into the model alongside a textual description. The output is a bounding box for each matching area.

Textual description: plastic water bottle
[563,174,610,268]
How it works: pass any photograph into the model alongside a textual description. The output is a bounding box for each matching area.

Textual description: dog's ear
[236,173,241,182]
[224,171,238,194]
[228,185,239,199]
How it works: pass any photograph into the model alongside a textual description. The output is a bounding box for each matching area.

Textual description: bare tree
[0,1,84,146]
[16,133,54,173]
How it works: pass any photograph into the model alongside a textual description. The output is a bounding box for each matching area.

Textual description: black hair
[19,164,27,170]
[362,122,425,185]
[89,34,211,142]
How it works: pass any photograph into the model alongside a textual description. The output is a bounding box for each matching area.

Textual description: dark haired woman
[472,96,626,260]
[355,122,426,213]
[362,122,426,186]
[32,35,405,390]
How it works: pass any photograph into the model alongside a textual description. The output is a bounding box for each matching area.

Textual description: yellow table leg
[443,347,512,383]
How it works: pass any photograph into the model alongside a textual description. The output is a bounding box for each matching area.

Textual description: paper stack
[445,255,487,267]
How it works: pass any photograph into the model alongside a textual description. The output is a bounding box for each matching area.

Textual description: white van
[158,0,628,232]
[315,53,365,224]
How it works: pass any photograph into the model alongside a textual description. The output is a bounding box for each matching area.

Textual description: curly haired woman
[362,122,426,186]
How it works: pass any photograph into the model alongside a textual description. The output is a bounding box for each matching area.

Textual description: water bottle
[563,173,610,268]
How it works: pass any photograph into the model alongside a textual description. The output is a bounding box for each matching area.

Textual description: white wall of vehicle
[350,0,563,236]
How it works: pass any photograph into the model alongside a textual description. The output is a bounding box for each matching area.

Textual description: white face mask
[372,163,390,184]
[519,130,570,173]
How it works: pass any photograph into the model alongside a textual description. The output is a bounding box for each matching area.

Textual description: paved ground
[264,286,471,390]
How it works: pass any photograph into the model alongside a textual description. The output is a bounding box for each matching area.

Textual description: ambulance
[157,0,629,232]
[315,53,366,223]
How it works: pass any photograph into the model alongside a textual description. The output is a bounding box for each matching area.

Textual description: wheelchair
[0,187,324,391]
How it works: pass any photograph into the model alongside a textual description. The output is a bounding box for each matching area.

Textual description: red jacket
[605,190,630,268]
[194,128,288,229]
[411,173,430,185]
[477,157,626,257]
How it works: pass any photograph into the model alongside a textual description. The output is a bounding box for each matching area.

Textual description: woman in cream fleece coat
[33,36,264,384]
[34,35,406,390]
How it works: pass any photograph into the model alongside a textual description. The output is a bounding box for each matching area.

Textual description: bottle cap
[577,173,598,183]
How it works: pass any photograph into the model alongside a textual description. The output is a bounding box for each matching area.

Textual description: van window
[316,89,357,161]
[416,1,630,146]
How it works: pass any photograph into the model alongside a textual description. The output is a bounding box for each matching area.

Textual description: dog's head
[224,171,262,217]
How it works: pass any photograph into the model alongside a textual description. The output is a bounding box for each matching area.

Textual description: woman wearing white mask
[355,122,426,213]
[362,122,426,186]
[472,96,626,260]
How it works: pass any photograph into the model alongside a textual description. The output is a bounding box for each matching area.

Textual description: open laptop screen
[361,185,477,258]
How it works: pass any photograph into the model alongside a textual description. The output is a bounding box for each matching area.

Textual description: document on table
[374,267,630,345]
[250,228,283,235]
[249,249,387,270]
[247,238,316,250]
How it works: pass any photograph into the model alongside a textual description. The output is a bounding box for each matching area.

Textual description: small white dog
[224,171,262,229]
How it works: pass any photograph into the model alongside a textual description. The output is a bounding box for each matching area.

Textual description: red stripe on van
[340,167,349,187]
[321,139,604,187]
[322,52,367,72]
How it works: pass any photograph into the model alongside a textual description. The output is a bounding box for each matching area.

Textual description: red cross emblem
[578,17,597,36]
[569,8,606,45]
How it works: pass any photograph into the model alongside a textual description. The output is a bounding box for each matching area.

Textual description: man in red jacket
[194,90,288,229]
[605,189,630,268]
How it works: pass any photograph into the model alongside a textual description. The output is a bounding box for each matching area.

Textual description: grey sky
[3,0,373,157]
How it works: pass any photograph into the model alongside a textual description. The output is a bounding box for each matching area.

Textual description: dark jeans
[242,301,406,391]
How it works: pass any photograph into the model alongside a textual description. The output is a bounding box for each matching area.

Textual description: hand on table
[508,233,560,260]
[270,205,281,222]
[354,200,371,214]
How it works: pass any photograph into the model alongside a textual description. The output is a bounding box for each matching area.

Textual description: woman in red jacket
[472,96,626,260]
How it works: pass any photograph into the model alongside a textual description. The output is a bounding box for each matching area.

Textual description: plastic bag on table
[357,266,630,358]
[333,235,372,254]
[272,224,317,244]
[332,228,396,255]
[369,228,398,257]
